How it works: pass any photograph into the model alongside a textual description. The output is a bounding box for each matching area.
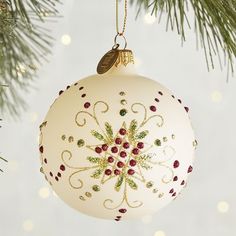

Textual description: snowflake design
[86,120,156,191]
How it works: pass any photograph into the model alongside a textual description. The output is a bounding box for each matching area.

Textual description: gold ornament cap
[97,49,134,74]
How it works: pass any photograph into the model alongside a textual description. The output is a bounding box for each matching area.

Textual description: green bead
[120,109,127,116]
[154,139,161,146]
[77,139,85,147]
[92,185,100,192]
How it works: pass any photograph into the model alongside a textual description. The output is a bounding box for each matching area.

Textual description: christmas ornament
[39,0,197,220]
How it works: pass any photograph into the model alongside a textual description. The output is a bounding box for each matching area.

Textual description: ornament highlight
[39,49,196,220]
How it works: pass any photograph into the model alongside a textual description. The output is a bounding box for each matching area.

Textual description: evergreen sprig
[131,0,236,74]
[0,0,60,117]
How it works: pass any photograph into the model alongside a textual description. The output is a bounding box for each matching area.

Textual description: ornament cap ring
[114,33,127,50]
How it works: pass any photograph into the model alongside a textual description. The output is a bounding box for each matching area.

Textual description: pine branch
[131,0,236,74]
[0,0,60,118]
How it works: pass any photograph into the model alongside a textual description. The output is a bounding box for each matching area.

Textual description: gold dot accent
[68,136,74,143]
[163,137,168,142]
[61,135,66,140]
[158,193,164,198]
[154,139,161,146]
[119,91,126,96]
[153,188,158,193]
[146,181,154,188]
[92,185,100,192]
[193,140,198,148]
[79,196,86,201]
[77,139,85,147]
[40,167,44,174]
[172,134,175,139]
[120,99,127,105]
[85,192,92,198]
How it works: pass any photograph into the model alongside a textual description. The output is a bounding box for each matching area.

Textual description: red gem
[60,165,65,171]
[39,146,44,153]
[66,85,70,89]
[155,98,159,102]
[172,192,176,197]
[107,156,114,163]
[132,148,139,155]
[102,144,108,151]
[111,146,118,153]
[81,94,86,98]
[44,158,47,164]
[119,128,126,135]
[49,172,53,177]
[123,142,130,149]
[117,161,124,168]
[173,176,178,181]
[129,159,136,167]
[114,169,121,175]
[188,165,193,173]
[55,176,59,181]
[127,169,135,175]
[120,151,127,158]
[178,99,182,103]
[137,142,144,149]
[79,86,84,90]
[158,91,163,95]
[119,208,127,213]
[59,90,63,95]
[184,107,189,112]
[173,160,180,168]
[57,172,61,177]
[105,169,112,175]
[150,106,157,112]
[95,147,102,154]
[84,102,91,108]
[169,188,174,194]
[115,138,122,145]
[181,180,185,185]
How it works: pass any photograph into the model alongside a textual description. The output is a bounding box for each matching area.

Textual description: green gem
[146,181,154,188]
[85,192,92,198]
[119,91,126,96]
[61,135,66,140]
[154,139,161,146]
[92,185,100,192]
[68,136,74,143]
[77,139,85,147]
[163,137,168,142]
[120,109,127,116]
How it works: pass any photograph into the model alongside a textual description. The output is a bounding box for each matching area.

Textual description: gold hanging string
[114,0,128,49]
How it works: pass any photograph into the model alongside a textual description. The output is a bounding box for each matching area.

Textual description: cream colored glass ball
[39,59,196,221]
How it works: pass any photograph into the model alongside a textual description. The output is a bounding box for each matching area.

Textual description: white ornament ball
[39,51,196,220]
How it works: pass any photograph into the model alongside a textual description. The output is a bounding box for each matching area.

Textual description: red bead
[95,147,102,154]
[123,142,130,149]
[105,169,112,175]
[172,192,176,197]
[119,128,126,135]
[60,165,65,171]
[129,159,136,167]
[84,102,91,108]
[178,99,182,104]
[188,165,193,173]
[181,180,185,185]
[120,151,127,158]
[59,90,63,95]
[107,156,114,163]
[102,144,108,151]
[173,160,180,168]
[184,107,189,112]
[39,146,44,153]
[132,148,139,155]
[114,169,121,175]
[137,142,144,149]
[158,91,163,95]
[150,106,157,112]
[57,172,61,177]
[119,208,127,213]
[169,188,174,194]
[117,161,124,168]
[55,176,59,181]
[127,169,135,175]
[173,176,178,181]
[115,138,122,145]
[49,172,53,177]
[111,146,118,153]
[44,158,47,164]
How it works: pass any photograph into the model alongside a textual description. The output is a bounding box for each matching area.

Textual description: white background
[0,1,235,235]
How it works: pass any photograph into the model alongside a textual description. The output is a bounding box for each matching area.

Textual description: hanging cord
[113,0,128,49]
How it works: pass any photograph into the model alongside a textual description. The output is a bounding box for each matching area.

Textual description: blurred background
[0,0,235,235]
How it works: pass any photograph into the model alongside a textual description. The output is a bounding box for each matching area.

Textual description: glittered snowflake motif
[86,120,156,191]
